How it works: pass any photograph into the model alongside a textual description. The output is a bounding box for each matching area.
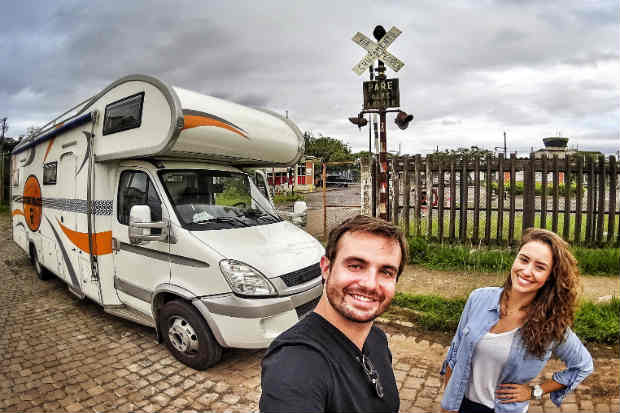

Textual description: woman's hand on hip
[496,383,531,403]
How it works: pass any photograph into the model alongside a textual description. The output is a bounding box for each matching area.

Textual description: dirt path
[397,265,619,302]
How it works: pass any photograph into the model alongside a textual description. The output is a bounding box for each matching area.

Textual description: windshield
[159,169,281,230]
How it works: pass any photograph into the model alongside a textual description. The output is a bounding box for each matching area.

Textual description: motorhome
[10,74,324,370]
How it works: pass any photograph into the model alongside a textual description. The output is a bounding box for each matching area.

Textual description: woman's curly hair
[501,228,581,357]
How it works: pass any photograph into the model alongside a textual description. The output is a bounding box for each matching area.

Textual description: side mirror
[128,205,169,244]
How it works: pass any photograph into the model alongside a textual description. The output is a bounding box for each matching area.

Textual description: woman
[440,228,593,413]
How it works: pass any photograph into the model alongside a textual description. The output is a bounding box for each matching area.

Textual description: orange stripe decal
[12,209,24,217]
[43,137,56,162]
[57,220,113,255]
[182,114,249,139]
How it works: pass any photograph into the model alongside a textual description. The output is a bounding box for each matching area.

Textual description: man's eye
[348,264,361,270]
[382,270,396,278]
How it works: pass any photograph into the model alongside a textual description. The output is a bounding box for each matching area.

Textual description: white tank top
[467,327,519,410]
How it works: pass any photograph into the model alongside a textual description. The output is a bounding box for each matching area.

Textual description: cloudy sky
[1,0,618,156]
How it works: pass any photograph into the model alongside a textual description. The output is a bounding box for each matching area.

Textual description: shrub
[407,237,429,264]
[573,298,620,344]
[406,238,618,276]
[273,192,305,204]
[391,292,619,344]
[574,247,620,275]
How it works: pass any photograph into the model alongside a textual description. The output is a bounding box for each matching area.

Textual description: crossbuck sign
[352,26,404,76]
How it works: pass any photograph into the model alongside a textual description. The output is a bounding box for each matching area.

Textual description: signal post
[350,25,413,220]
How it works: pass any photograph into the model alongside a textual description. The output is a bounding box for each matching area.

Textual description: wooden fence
[373,153,619,247]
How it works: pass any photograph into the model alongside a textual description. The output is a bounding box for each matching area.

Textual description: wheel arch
[152,283,227,347]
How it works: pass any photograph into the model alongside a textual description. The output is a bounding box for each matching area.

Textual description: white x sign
[352,26,404,76]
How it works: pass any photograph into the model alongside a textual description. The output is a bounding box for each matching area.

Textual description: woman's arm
[496,380,566,403]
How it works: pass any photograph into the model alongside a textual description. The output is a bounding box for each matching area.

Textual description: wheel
[159,300,222,370]
[30,245,52,281]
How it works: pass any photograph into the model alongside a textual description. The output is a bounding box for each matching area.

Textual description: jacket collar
[488,287,504,312]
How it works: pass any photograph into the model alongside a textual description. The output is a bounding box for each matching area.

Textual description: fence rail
[365,153,620,247]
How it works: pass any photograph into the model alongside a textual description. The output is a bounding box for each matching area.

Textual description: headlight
[219,259,277,297]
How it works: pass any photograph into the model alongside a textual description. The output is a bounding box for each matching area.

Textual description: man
[260,215,407,413]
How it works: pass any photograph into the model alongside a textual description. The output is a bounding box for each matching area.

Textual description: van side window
[103,92,144,135]
[118,170,162,234]
[43,162,57,185]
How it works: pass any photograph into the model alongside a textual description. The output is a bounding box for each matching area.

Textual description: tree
[428,145,495,161]
[303,131,353,163]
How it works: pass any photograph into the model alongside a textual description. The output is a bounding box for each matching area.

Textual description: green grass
[573,298,620,344]
[406,210,619,246]
[390,292,619,344]
[407,237,619,276]
[0,203,8,214]
[391,293,466,331]
[273,192,305,205]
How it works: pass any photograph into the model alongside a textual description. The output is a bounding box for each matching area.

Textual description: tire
[159,300,222,370]
[30,245,52,281]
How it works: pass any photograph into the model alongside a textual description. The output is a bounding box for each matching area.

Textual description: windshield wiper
[193,216,250,227]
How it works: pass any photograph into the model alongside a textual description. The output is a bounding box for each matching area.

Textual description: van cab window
[159,169,281,230]
[118,170,162,233]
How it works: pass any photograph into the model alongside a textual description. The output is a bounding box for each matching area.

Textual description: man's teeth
[352,294,373,302]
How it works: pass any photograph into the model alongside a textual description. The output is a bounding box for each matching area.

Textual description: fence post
[403,156,411,238]
[426,156,433,239]
[322,162,327,240]
[392,157,400,226]
[575,155,583,244]
[497,154,505,244]
[563,156,571,241]
[525,152,536,231]
[371,157,377,217]
[596,155,606,245]
[414,154,422,237]
[607,155,617,245]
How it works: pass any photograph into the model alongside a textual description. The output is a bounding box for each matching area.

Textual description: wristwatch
[531,384,543,400]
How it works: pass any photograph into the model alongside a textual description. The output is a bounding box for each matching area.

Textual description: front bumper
[193,280,322,348]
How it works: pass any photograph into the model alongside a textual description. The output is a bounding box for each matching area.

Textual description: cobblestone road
[1,209,618,412]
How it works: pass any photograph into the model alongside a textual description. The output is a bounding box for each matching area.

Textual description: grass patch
[391,293,465,331]
[407,237,619,276]
[0,203,8,214]
[573,298,620,344]
[407,209,619,246]
[273,192,305,205]
[574,247,620,275]
[390,292,619,344]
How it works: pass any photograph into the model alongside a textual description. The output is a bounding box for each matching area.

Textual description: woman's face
[510,240,553,296]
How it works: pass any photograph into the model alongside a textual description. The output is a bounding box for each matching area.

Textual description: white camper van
[10,74,324,370]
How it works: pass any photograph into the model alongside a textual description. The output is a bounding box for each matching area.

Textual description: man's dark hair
[325,215,408,278]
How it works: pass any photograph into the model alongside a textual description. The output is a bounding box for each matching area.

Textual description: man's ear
[320,255,330,281]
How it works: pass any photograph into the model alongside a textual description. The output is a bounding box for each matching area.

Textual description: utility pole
[0,117,7,204]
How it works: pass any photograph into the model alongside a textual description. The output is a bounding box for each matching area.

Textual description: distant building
[533,137,577,160]
[263,156,317,193]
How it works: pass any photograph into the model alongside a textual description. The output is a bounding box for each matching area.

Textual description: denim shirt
[440,287,593,412]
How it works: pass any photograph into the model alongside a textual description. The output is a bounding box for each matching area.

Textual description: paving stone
[0,227,616,413]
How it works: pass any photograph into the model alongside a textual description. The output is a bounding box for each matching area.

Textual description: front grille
[295,296,320,319]
[280,262,321,287]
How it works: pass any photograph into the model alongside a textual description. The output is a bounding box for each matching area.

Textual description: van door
[112,169,170,316]
[53,152,77,286]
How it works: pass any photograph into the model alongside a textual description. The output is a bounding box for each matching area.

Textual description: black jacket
[259,312,399,413]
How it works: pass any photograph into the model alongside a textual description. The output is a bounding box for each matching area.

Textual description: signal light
[348,114,368,129]
[394,111,413,130]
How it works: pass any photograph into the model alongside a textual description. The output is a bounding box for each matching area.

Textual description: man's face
[321,231,401,324]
